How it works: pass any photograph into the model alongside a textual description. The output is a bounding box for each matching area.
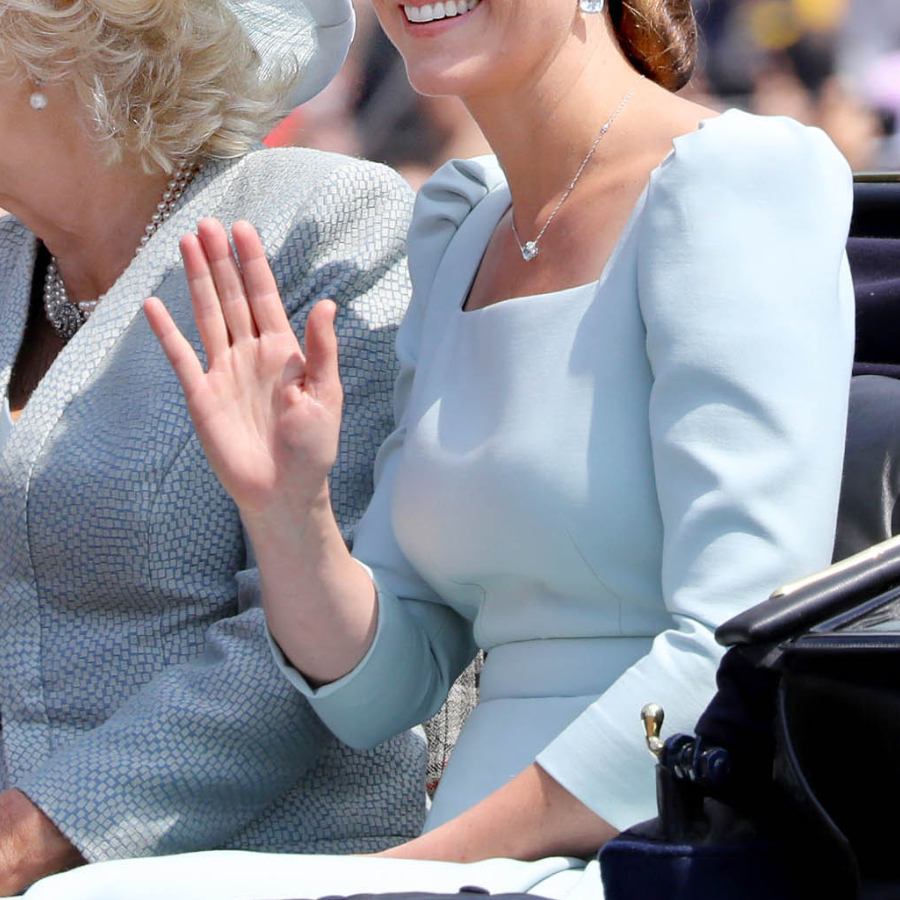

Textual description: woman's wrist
[239,479,334,543]
[245,486,380,685]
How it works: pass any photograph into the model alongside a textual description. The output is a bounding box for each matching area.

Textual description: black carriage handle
[716,533,900,647]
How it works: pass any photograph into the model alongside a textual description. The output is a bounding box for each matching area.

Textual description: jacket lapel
[4,160,228,462]
[0,222,38,406]
[0,162,229,772]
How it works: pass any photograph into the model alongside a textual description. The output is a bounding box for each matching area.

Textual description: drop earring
[579,0,605,12]
[29,88,48,111]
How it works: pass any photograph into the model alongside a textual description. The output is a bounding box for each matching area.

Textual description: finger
[303,300,341,403]
[180,232,230,360]
[232,220,292,336]
[144,296,205,397]
[196,217,256,343]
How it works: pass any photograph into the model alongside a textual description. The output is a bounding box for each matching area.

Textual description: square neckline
[456,110,727,316]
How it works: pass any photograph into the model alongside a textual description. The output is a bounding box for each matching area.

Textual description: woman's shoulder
[406,155,507,300]
[193,148,416,274]
[636,108,855,326]
[244,144,409,184]
[651,108,852,206]
[410,154,507,233]
[205,146,415,221]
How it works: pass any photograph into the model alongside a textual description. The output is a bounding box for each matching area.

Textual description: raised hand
[144,218,343,524]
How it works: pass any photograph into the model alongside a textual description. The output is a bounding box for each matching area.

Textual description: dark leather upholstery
[835,183,900,561]
[834,374,900,561]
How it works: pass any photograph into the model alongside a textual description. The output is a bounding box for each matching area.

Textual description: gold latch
[641,703,665,759]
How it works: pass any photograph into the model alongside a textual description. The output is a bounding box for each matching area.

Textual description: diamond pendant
[521,241,539,262]
[579,0,605,12]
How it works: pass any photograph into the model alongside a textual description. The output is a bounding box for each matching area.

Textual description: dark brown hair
[608,0,698,92]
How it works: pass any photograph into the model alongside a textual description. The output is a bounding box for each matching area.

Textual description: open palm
[145,218,343,522]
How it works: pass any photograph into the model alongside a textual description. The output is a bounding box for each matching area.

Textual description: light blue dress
[19,110,855,900]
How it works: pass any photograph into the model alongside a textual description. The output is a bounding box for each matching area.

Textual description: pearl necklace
[43,158,201,342]
[511,75,644,263]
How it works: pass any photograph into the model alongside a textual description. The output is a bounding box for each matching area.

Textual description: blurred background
[0,0,895,222]
[267,0,900,185]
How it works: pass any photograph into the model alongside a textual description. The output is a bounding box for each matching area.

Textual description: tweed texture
[0,148,425,861]
[422,654,482,796]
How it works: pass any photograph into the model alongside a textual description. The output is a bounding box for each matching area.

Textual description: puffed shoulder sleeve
[536,112,855,829]
[389,155,507,420]
[275,159,507,746]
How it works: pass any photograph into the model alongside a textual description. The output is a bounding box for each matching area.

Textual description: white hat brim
[225,0,356,106]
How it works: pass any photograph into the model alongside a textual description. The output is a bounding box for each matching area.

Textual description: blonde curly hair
[0,0,299,171]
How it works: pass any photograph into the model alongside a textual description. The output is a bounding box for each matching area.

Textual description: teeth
[404,0,480,23]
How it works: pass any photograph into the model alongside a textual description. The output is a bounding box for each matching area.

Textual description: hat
[225,0,356,106]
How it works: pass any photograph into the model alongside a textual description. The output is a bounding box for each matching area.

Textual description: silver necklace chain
[43,158,201,343]
[511,74,645,263]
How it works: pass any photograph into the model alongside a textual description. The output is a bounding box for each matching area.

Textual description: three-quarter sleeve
[271,299,478,747]
[535,112,855,829]
[269,160,501,746]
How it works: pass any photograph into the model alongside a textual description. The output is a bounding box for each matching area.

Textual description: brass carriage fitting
[641,703,665,759]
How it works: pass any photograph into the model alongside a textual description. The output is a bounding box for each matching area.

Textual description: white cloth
[17,853,600,900]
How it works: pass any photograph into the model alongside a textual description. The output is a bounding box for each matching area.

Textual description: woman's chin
[403,62,486,102]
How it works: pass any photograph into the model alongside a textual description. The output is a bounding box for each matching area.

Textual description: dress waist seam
[479,635,653,702]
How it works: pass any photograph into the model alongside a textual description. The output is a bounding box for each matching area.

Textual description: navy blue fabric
[691,647,780,810]
[599,833,802,900]
[849,237,900,372]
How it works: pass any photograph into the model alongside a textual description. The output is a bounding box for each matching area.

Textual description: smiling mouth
[403,0,481,23]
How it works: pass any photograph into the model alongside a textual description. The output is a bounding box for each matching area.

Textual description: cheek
[363,1,513,100]
[368,1,405,46]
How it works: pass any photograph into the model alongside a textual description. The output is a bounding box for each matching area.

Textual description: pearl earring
[580,0,605,12]
[29,90,48,111]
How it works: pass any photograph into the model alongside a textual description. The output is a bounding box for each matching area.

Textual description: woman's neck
[461,33,645,235]
[13,156,173,308]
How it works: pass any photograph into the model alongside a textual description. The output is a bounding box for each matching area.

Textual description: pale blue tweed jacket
[0,148,425,861]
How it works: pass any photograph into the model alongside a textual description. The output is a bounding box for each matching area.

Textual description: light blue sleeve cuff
[267,558,473,749]
[536,619,724,831]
